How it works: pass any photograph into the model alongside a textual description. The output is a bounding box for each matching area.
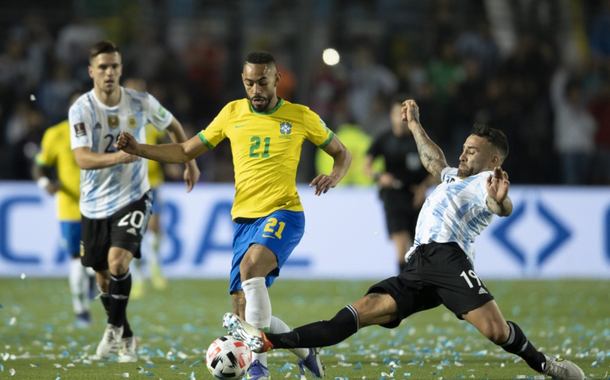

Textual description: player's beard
[249,95,269,112]
[457,163,474,177]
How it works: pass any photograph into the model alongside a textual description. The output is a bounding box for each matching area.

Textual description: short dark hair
[471,123,509,161]
[89,41,120,62]
[245,51,275,65]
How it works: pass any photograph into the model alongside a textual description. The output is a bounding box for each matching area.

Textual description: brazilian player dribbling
[115,51,352,379]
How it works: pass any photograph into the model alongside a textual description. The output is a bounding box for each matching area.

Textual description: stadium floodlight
[322,48,340,66]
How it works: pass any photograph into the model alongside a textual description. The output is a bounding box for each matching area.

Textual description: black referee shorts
[367,241,494,328]
[80,192,153,271]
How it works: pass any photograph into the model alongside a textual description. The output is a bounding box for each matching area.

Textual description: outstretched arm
[115,131,207,164]
[401,99,448,182]
[486,166,513,217]
[74,146,140,170]
[165,117,201,192]
[310,135,352,196]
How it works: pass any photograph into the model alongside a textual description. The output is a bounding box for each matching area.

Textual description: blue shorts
[229,210,305,293]
[60,221,82,258]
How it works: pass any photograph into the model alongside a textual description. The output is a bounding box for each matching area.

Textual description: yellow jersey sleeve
[198,102,230,149]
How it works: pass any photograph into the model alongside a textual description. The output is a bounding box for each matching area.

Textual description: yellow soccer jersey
[146,124,166,189]
[35,120,81,221]
[198,98,334,219]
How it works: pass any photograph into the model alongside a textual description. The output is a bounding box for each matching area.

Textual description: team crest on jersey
[108,115,119,129]
[128,116,137,128]
[280,121,292,135]
[73,122,86,137]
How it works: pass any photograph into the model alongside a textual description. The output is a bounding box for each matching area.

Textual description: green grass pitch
[1,278,609,379]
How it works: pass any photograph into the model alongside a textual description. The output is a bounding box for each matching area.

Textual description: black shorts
[380,189,418,237]
[367,241,494,328]
[80,192,153,271]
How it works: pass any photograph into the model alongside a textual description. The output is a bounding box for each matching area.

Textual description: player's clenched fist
[115,131,138,155]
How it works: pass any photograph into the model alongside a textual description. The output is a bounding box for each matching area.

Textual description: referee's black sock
[108,270,133,338]
[266,305,359,349]
[500,321,546,372]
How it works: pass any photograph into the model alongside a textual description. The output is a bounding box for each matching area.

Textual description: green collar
[250,97,284,115]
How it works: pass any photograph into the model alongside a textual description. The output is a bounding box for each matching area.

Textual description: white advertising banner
[0,181,608,279]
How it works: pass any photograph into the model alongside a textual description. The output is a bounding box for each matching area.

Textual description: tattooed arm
[401,99,448,182]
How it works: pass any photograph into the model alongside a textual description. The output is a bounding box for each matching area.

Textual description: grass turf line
[0,278,608,379]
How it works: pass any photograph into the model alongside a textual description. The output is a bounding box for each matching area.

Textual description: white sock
[270,315,309,360]
[69,258,88,314]
[243,277,271,367]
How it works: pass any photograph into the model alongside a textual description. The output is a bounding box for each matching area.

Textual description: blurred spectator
[589,0,610,63]
[55,14,104,80]
[449,57,486,153]
[0,38,30,95]
[5,106,45,180]
[551,67,597,185]
[308,61,347,124]
[589,75,610,184]
[455,20,501,79]
[347,44,398,135]
[426,38,465,105]
[123,30,168,82]
[275,60,297,101]
[36,63,79,126]
[8,11,54,92]
[182,29,228,121]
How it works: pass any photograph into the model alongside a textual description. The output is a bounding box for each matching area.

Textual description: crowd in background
[1,0,609,185]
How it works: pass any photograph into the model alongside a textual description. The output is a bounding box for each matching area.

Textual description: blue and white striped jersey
[409,167,494,264]
[69,87,173,219]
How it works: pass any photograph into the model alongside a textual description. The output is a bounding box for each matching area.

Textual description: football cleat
[117,336,138,363]
[222,313,274,353]
[246,359,270,380]
[541,355,584,380]
[96,325,123,358]
[299,347,325,378]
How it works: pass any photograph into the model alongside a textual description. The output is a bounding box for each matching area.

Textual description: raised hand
[486,166,510,204]
[401,99,420,127]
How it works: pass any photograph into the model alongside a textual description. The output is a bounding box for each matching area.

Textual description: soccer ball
[205,335,252,380]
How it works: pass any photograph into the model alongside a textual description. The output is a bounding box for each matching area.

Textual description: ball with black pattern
[205,335,252,379]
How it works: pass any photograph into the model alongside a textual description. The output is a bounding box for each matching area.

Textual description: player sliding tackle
[222,99,585,380]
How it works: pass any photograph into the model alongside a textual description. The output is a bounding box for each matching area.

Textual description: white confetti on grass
[9,317,16,326]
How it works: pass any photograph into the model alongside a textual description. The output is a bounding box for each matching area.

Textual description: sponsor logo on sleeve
[74,122,86,137]
[319,118,329,132]
[158,105,167,118]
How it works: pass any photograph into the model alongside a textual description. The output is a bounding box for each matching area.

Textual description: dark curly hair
[245,51,276,65]
[471,123,509,162]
